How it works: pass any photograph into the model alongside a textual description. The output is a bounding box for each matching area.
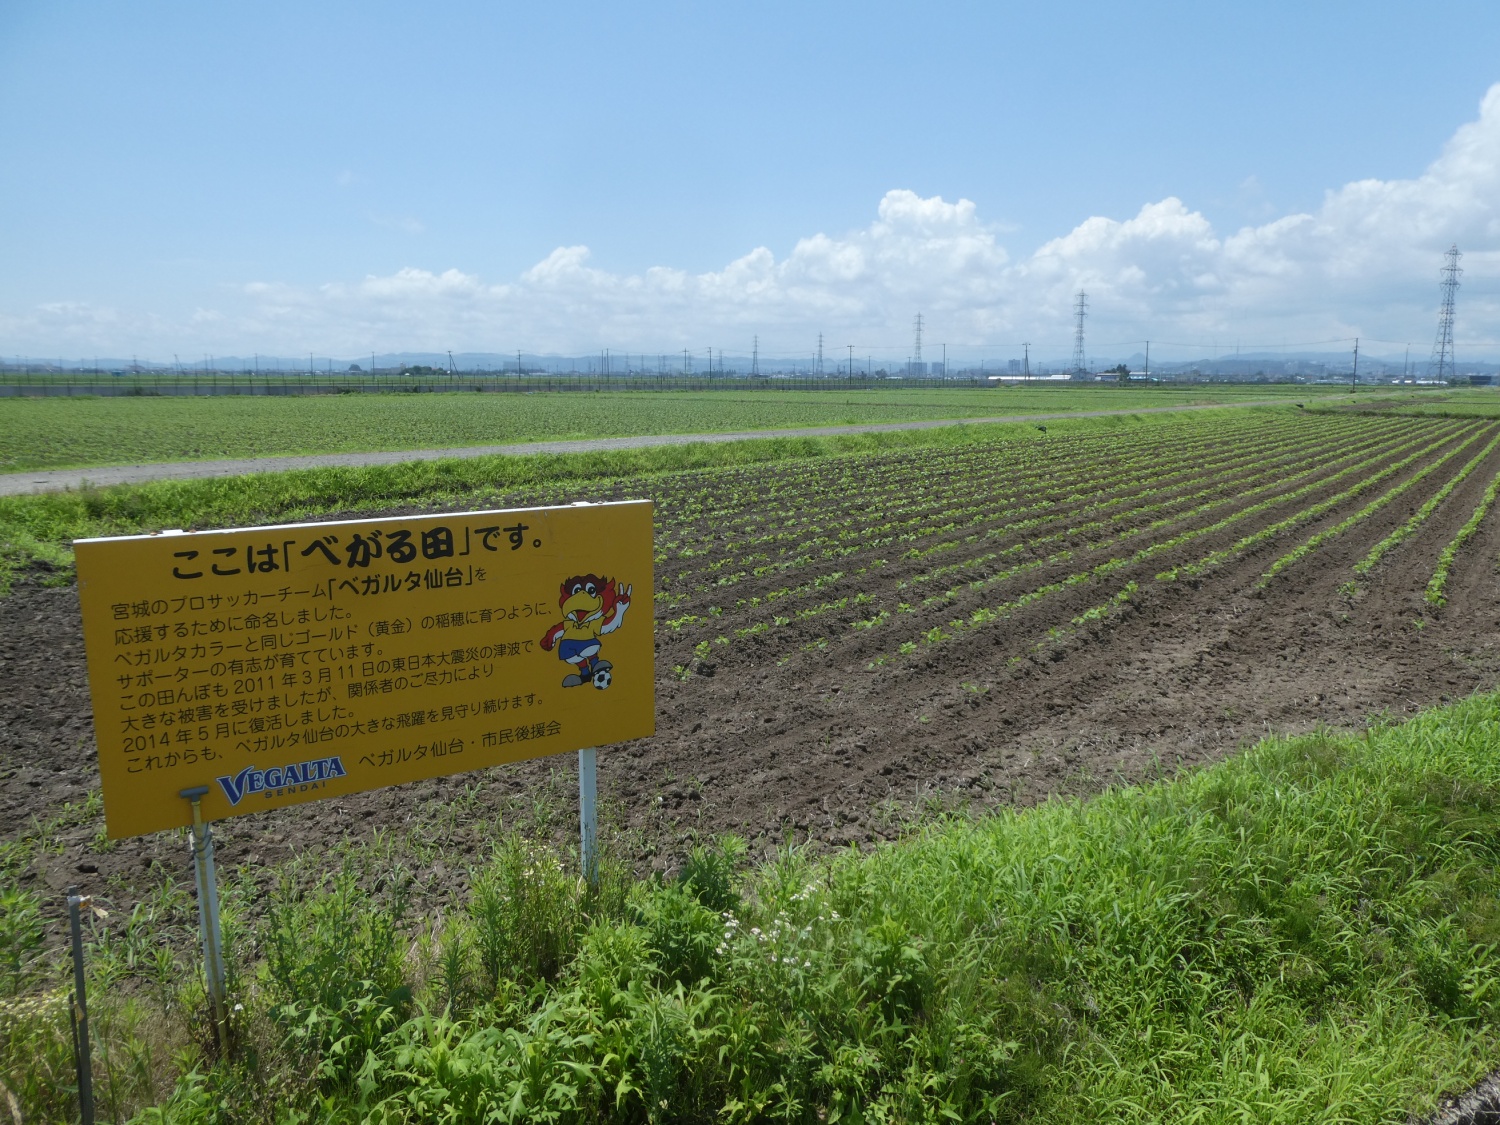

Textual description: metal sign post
[65,887,95,1125]
[578,747,598,891]
[181,787,228,1052]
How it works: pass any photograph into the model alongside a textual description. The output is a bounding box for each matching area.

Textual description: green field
[1346,389,1500,418]
[0,409,1270,592]
[0,384,1367,472]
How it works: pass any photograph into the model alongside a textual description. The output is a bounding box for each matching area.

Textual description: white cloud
[10,86,1500,359]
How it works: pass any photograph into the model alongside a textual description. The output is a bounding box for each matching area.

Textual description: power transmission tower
[816,333,824,376]
[1072,291,1088,377]
[913,313,923,373]
[1427,244,1462,381]
[751,335,759,377]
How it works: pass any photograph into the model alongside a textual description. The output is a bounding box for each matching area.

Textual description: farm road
[0,398,1286,496]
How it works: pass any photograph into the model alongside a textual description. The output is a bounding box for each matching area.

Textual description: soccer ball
[592,668,612,690]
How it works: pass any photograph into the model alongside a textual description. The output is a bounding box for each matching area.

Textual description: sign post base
[181,787,228,1053]
[578,748,598,891]
[66,886,95,1125]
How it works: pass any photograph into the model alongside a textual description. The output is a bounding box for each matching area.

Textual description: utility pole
[817,333,824,377]
[848,344,855,380]
[751,335,759,377]
[1144,341,1150,381]
[1350,338,1359,393]
[1023,343,1030,384]
[912,313,923,374]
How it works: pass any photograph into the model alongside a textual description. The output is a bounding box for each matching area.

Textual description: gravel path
[0,399,1287,496]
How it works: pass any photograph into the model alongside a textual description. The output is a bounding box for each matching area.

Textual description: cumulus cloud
[10,85,1500,359]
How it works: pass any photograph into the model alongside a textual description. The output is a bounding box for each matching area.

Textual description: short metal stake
[578,748,598,891]
[66,886,95,1125]
[181,787,228,1053]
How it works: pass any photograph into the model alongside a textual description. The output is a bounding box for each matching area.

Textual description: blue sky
[4,1,1500,364]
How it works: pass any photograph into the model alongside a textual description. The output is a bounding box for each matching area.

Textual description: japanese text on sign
[75,501,654,838]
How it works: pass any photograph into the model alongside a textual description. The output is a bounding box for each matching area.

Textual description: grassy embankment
[0,385,1361,472]
[5,690,1500,1121]
[0,407,1279,593]
[1317,390,1500,420]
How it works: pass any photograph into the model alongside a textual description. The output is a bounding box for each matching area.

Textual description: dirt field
[6,411,1500,924]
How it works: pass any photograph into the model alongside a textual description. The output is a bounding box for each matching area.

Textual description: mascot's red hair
[540,574,633,689]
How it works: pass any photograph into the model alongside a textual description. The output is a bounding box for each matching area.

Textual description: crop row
[1352,428,1500,584]
[651,412,1383,555]
[1257,423,1498,587]
[657,420,1289,576]
[641,416,1474,679]
[1426,457,1500,607]
[678,416,1416,642]
[658,415,1399,607]
[873,420,1478,668]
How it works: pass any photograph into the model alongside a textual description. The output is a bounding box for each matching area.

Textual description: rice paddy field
[0,383,1360,472]
[4,393,1500,1121]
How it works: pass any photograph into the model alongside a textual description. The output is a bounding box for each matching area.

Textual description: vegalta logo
[216,755,347,806]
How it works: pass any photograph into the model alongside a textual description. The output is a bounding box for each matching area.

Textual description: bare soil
[6,425,1500,930]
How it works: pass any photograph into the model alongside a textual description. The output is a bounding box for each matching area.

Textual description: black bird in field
[1036,424,1047,433]
[1295,402,1305,408]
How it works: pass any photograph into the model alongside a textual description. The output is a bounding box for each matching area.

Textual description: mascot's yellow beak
[563,590,603,623]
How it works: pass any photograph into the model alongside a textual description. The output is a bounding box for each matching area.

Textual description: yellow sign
[75,501,654,838]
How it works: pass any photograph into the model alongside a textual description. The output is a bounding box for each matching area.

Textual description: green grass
[1335,390,1500,419]
[7,691,1500,1122]
[0,408,1270,594]
[0,385,1352,472]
